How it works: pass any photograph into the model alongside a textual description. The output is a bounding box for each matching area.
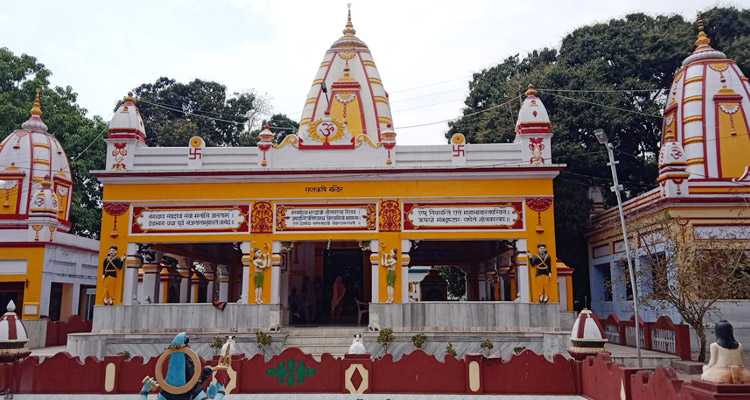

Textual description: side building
[587,25,750,350]
[0,92,99,346]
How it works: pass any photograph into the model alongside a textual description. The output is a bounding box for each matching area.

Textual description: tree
[438,266,466,299]
[634,212,750,362]
[132,77,263,147]
[447,8,750,308]
[0,47,106,238]
[245,113,300,145]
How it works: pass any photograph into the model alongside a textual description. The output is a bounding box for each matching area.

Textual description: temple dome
[660,20,750,180]
[516,85,551,134]
[108,92,146,141]
[295,6,394,147]
[0,91,73,229]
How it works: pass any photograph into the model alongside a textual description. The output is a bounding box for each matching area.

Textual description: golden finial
[30,88,43,117]
[343,3,356,36]
[124,91,136,103]
[695,13,711,48]
[525,84,538,97]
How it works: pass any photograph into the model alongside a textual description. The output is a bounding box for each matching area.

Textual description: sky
[0,0,742,145]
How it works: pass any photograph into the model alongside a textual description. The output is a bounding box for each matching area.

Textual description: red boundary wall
[0,348,579,395]
[2,350,750,398]
[44,315,93,347]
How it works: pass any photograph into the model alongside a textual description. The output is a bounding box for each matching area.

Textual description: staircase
[280,326,368,357]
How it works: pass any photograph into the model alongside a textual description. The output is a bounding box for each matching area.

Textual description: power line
[540,92,663,119]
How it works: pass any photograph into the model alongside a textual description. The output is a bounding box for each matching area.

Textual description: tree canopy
[447,7,750,307]
[0,47,106,238]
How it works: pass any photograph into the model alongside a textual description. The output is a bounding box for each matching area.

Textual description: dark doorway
[49,282,63,321]
[322,248,364,325]
[0,282,24,316]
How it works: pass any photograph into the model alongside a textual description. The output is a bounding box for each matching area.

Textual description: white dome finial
[6,300,15,313]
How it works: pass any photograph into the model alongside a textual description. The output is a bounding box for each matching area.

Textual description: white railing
[651,327,676,354]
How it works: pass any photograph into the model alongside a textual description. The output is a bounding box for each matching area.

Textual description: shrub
[480,339,494,356]
[445,342,457,358]
[256,330,272,352]
[210,336,226,355]
[377,328,394,353]
[411,333,427,349]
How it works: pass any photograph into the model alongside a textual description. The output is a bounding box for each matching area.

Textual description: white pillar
[240,242,251,304]
[400,239,411,304]
[123,243,141,305]
[218,265,229,302]
[369,240,380,303]
[270,241,282,305]
[190,272,200,303]
[178,258,190,304]
[516,239,530,303]
[205,265,215,303]
[140,263,158,304]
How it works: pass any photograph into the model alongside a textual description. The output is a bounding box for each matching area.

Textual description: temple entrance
[284,241,370,326]
[407,239,517,302]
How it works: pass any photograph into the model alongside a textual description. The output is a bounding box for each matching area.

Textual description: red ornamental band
[403,202,524,231]
[130,205,249,234]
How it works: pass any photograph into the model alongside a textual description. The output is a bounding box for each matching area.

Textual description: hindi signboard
[275,204,377,232]
[403,202,524,230]
[131,206,249,234]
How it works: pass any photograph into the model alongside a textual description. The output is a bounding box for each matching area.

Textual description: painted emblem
[266,359,316,386]
[308,116,345,144]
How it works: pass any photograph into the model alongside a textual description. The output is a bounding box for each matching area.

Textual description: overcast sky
[0,0,741,144]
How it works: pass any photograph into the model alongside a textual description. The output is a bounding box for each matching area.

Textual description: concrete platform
[67,327,570,360]
[605,343,680,368]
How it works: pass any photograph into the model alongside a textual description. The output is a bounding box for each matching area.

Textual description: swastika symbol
[452,144,465,157]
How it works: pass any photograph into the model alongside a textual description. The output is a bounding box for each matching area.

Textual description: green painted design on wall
[266,359,317,386]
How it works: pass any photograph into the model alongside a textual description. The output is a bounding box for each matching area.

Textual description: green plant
[377,328,394,353]
[116,350,131,358]
[480,339,494,356]
[210,336,227,355]
[256,330,272,352]
[445,342,457,358]
[513,346,526,355]
[411,333,427,349]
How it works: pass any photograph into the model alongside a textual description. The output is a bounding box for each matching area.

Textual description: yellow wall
[0,246,45,319]
[716,102,750,179]
[98,177,563,306]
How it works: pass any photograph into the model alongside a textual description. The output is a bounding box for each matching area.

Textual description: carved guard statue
[528,243,552,303]
[102,245,124,305]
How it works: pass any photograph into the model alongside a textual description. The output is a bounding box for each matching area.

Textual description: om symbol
[317,121,337,138]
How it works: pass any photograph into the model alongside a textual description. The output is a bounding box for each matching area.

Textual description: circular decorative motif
[308,117,345,144]
[189,136,205,148]
[154,347,202,395]
[670,147,683,160]
[450,133,466,145]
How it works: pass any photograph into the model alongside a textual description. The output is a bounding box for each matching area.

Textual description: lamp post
[594,129,643,367]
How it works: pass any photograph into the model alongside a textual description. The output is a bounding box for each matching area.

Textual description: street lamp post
[594,129,643,368]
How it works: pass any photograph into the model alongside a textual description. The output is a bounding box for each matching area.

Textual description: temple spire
[343,3,356,36]
[694,13,712,49]
[30,88,42,117]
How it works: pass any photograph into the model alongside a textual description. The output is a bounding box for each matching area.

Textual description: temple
[587,22,750,350]
[68,8,575,358]
[0,91,99,346]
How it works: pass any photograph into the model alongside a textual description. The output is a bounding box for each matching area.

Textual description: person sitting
[330,276,346,322]
[701,320,750,384]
